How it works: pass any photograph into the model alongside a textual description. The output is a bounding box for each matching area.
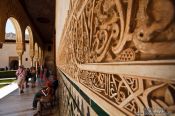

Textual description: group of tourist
[15,65,58,112]
[16,65,51,94]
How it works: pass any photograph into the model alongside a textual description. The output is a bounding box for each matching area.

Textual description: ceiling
[19,0,55,44]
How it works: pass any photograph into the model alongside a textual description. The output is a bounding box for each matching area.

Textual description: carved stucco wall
[56,0,175,115]
[0,0,43,63]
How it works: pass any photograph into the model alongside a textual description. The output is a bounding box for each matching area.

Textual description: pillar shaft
[35,58,38,69]
[18,55,22,66]
[31,57,34,67]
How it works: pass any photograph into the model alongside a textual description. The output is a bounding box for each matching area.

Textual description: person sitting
[51,75,58,104]
[32,81,52,110]
[52,76,58,95]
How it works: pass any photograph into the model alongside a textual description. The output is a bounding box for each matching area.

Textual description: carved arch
[26,26,35,59]
[7,17,23,43]
[5,17,24,55]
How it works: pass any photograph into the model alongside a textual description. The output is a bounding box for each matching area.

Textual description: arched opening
[9,60,18,70]
[26,26,35,67]
[0,18,19,69]
[8,17,22,43]
[4,17,23,67]
[22,27,32,68]
[25,28,29,41]
[5,19,16,40]
[9,17,23,66]
[26,26,34,56]
[9,56,19,70]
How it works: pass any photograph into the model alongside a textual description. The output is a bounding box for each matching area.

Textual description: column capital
[16,42,24,56]
[30,56,34,60]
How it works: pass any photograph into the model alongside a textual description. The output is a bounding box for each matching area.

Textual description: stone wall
[0,42,30,68]
[56,0,175,115]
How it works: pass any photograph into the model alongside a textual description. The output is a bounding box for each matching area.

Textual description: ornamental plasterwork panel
[58,0,175,115]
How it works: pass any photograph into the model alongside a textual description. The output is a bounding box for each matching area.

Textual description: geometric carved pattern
[58,0,175,115]
[116,48,136,61]
[124,100,139,114]
[60,65,175,115]
[78,71,175,115]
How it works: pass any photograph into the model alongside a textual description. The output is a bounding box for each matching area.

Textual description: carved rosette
[16,42,24,55]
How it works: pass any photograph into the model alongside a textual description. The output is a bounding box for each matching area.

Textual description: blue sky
[5,19,29,34]
[6,19,15,33]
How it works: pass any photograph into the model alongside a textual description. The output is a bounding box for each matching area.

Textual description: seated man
[52,76,58,96]
[32,81,52,110]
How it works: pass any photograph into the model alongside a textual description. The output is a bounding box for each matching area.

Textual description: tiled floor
[0,85,59,116]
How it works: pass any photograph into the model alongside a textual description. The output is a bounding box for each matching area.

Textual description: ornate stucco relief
[58,0,175,115]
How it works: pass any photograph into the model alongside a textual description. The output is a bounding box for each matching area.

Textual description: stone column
[35,58,38,71]
[35,45,39,70]
[30,57,34,67]
[38,47,41,66]
[16,42,24,67]
[0,21,5,49]
[30,46,35,67]
[40,50,43,66]
[18,54,22,66]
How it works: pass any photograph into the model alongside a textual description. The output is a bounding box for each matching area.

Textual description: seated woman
[32,81,52,110]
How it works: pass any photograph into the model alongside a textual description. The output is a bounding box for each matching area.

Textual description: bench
[38,86,58,115]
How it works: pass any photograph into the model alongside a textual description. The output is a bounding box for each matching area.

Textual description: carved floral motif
[58,0,175,115]
[68,0,175,63]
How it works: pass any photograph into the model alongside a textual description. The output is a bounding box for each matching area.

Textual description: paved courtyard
[0,85,59,116]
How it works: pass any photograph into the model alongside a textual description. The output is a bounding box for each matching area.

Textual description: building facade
[0,42,30,70]
[0,32,30,70]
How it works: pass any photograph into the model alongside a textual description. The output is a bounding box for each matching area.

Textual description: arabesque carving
[67,0,175,63]
[58,0,175,115]
[134,0,175,59]
[60,66,175,116]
